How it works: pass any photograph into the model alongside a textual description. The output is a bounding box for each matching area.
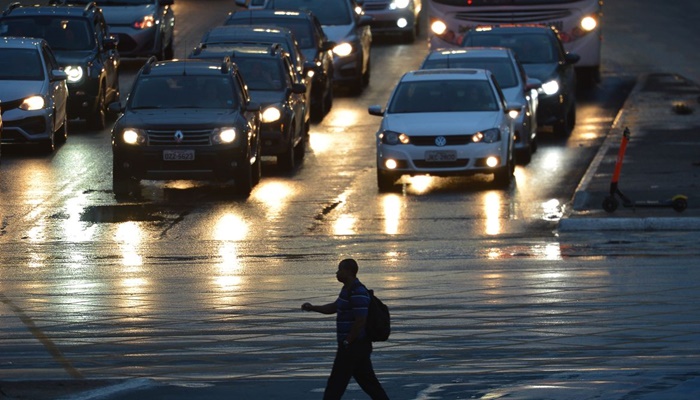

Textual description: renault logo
[434,136,447,147]
[174,130,184,143]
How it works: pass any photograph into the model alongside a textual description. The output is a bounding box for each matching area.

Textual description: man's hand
[301,302,313,311]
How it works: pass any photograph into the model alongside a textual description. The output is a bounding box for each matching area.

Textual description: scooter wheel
[672,197,688,212]
[602,196,618,213]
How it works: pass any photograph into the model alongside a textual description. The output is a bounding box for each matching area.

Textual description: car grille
[146,129,213,146]
[409,135,472,146]
[455,9,571,24]
[116,34,138,53]
[6,116,47,135]
[363,2,388,11]
[414,159,470,168]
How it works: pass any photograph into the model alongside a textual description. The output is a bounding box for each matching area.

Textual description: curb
[57,379,154,400]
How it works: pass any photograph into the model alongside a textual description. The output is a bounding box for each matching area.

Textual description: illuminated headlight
[306,69,315,79]
[430,20,447,35]
[384,159,398,170]
[64,66,84,83]
[391,0,410,9]
[380,130,410,145]
[486,156,500,168]
[541,79,560,96]
[472,128,501,143]
[333,42,353,57]
[580,16,597,31]
[261,106,282,123]
[508,109,520,119]
[133,15,155,29]
[122,128,146,145]
[19,95,45,111]
[213,127,237,144]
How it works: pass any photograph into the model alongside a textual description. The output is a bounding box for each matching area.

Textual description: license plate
[163,149,195,161]
[425,150,457,162]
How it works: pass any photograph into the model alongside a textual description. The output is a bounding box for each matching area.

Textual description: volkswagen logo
[174,130,184,143]
[434,136,447,147]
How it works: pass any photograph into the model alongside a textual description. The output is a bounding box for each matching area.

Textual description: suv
[190,43,308,171]
[0,2,120,130]
[358,0,422,43]
[51,0,175,60]
[0,37,69,152]
[461,25,579,136]
[225,9,334,121]
[110,58,262,197]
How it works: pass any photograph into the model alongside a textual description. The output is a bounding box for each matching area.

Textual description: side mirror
[358,15,373,27]
[51,69,68,81]
[107,101,122,114]
[104,34,119,50]
[321,41,337,52]
[525,77,541,91]
[235,0,247,7]
[158,0,174,5]
[291,83,307,94]
[368,105,384,116]
[564,52,580,65]
[246,101,261,112]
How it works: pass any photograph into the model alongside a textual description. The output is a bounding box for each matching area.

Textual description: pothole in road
[80,204,187,223]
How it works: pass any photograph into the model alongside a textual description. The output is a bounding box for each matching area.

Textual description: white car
[368,69,518,191]
[420,47,540,164]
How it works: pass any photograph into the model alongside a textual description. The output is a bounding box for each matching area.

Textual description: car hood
[501,86,524,107]
[382,112,502,135]
[521,63,558,82]
[0,80,45,102]
[98,5,157,25]
[321,24,356,43]
[300,48,318,62]
[54,51,95,66]
[119,109,241,128]
[248,90,285,106]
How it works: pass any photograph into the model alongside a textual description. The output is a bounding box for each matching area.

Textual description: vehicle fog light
[581,16,597,31]
[385,159,398,170]
[486,156,500,168]
[397,18,408,28]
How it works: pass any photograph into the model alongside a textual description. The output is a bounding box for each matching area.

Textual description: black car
[462,25,579,136]
[110,57,262,197]
[225,9,334,121]
[0,2,120,130]
[50,0,176,60]
[190,43,308,171]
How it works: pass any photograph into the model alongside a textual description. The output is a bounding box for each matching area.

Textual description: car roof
[192,43,284,59]
[0,36,43,49]
[206,25,295,41]
[427,47,514,60]
[1,3,97,19]
[143,59,235,77]
[227,9,314,21]
[401,69,491,82]
[470,24,559,35]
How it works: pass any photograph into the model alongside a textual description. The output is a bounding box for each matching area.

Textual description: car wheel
[56,112,68,144]
[164,35,174,60]
[493,159,514,188]
[311,82,329,122]
[567,105,576,132]
[377,170,399,192]
[294,131,306,164]
[553,106,570,136]
[113,162,138,197]
[87,86,107,130]
[402,25,417,43]
[42,130,56,153]
[233,157,254,197]
[277,135,296,172]
[252,138,262,186]
[516,147,532,165]
[362,58,371,87]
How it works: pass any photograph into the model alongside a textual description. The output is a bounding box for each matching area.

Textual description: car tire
[87,85,107,130]
[252,138,262,186]
[277,135,296,172]
[516,147,532,165]
[164,35,174,60]
[42,130,56,153]
[362,58,371,87]
[377,170,399,192]
[553,107,570,136]
[56,112,68,144]
[294,131,306,164]
[311,80,329,122]
[402,25,417,43]
[113,162,138,197]
[493,159,514,188]
[234,157,254,197]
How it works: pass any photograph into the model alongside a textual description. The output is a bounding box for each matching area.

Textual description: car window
[422,57,519,88]
[0,48,44,80]
[267,0,352,25]
[466,33,556,64]
[0,17,94,51]
[388,80,498,113]
[67,0,154,4]
[236,58,284,91]
[130,76,238,109]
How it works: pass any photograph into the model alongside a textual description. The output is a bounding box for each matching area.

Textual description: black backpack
[363,287,391,342]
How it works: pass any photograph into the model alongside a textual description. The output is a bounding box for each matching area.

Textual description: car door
[42,43,68,131]
[95,14,119,102]
[283,55,307,135]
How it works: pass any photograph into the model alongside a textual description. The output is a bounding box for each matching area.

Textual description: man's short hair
[339,258,358,276]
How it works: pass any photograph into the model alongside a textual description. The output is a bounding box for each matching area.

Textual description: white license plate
[163,149,195,161]
[425,150,457,162]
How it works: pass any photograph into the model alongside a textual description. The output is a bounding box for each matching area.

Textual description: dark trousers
[323,338,389,400]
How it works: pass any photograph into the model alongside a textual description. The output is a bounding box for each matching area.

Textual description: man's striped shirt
[335,279,369,343]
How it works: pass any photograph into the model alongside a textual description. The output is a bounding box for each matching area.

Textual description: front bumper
[260,119,292,156]
[536,93,567,127]
[332,49,363,84]
[110,26,158,58]
[0,106,54,144]
[365,8,417,35]
[67,79,100,119]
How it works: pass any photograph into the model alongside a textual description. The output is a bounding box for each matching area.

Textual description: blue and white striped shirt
[335,279,369,343]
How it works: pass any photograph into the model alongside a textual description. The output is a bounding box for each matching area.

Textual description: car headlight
[430,20,447,35]
[392,0,411,9]
[472,128,501,143]
[64,66,84,83]
[380,130,410,145]
[133,15,155,29]
[541,79,560,96]
[333,42,353,57]
[19,95,45,111]
[122,128,146,145]
[580,16,597,31]
[213,127,237,144]
[261,106,282,123]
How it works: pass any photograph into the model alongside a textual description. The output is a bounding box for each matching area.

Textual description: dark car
[110,57,262,197]
[225,9,334,121]
[461,25,579,136]
[49,0,175,60]
[250,0,373,94]
[0,2,120,130]
[190,43,308,171]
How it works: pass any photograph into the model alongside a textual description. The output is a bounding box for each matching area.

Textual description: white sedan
[368,68,518,192]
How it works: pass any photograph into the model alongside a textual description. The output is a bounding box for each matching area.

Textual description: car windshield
[227,18,314,49]
[422,57,518,88]
[464,33,556,64]
[388,80,498,113]
[0,17,94,51]
[266,0,352,25]
[60,0,154,5]
[236,58,284,91]
[0,48,44,80]
[130,76,239,109]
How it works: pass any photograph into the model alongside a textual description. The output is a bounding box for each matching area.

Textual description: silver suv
[0,37,69,152]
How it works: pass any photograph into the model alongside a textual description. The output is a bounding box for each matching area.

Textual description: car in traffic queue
[109,57,262,197]
[49,0,176,60]
[225,9,334,121]
[190,43,308,171]
[420,47,540,164]
[368,68,518,191]
[460,25,579,136]
[357,0,422,43]
[238,0,373,95]
[0,37,69,152]
[0,2,120,130]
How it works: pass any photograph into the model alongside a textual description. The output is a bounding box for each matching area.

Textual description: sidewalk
[559,72,700,231]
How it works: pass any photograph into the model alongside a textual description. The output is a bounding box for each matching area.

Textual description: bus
[427,0,602,82]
